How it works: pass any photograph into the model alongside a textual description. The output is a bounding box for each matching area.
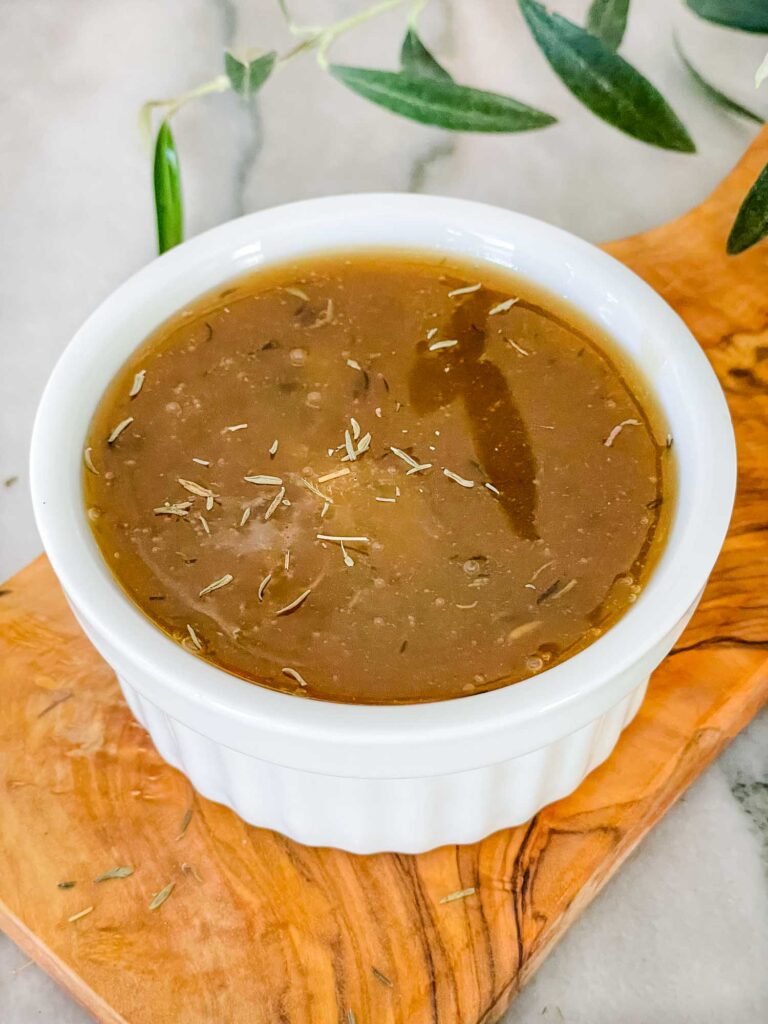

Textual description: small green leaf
[94,866,134,883]
[586,0,630,51]
[224,51,277,99]
[153,121,183,255]
[400,27,453,82]
[329,65,556,133]
[728,160,768,254]
[686,0,768,34]
[675,36,764,125]
[519,0,695,152]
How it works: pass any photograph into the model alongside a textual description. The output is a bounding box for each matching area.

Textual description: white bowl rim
[30,193,736,774]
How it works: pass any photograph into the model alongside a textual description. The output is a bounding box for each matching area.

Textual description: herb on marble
[139,0,768,255]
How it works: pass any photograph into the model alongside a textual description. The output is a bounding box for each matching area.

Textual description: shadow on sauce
[408,288,539,540]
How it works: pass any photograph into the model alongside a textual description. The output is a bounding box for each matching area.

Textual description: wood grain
[3,130,768,1024]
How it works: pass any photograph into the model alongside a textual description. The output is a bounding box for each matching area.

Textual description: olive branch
[142,0,768,258]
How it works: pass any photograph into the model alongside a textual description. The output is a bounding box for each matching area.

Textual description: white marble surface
[1,1,768,1021]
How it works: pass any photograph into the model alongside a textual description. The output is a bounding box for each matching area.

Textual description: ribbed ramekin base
[118,676,647,854]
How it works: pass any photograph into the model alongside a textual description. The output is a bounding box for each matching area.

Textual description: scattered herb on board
[439,886,477,904]
[176,805,194,840]
[57,881,77,890]
[372,966,394,987]
[68,906,94,923]
[148,881,175,911]
[94,866,134,883]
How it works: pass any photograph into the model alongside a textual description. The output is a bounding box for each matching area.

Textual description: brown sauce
[84,251,671,704]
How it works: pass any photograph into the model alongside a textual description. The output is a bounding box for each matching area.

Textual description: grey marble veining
[1,1,767,1021]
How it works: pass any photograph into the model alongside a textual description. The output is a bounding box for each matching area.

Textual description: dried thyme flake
[264,487,286,521]
[181,862,203,883]
[390,446,419,469]
[244,474,283,486]
[257,572,273,602]
[603,419,641,448]
[186,624,203,650]
[346,358,362,371]
[484,482,500,495]
[284,285,309,301]
[275,588,312,617]
[537,578,577,604]
[176,805,194,841]
[344,429,357,461]
[94,866,134,883]
[68,905,94,923]
[317,534,370,545]
[301,478,333,503]
[198,573,233,597]
[106,417,134,445]
[339,540,355,567]
[439,886,476,904]
[428,339,458,351]
[406,462,432,476]
[372,966,393,988]
[191,457,210,466]
[57,881,76,890]
[198,514,211,535]
[309,298,334,328]
[443,468,475,488]
[148,881,175,911]
[284,549,291,572]
[282,666,309,688]
[128,369,146,398]
[347,1011,357,1024]
[239,506,252,527]
[375,496,396,503]
[489,297,518,315]
[448,282,481,296]
[506,337,530,357]
[83,447,99,475]
[269,439,279,456]
[318,468,351,484]
[177,478,216,499]
[153,501,192,517]
[350,417,361,440]
[222,423,248,432]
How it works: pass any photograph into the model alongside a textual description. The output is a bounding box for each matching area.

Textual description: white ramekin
[30,195,735,854]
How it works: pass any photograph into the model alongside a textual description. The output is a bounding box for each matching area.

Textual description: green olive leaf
[400,27,453,82]
[153,121,183,255]
[586,0,630,51]
[519,0,695,152]
[686,0,768,34]
[675,36,764,125]
[224,51,277,99]
[329,65,556,133]
[728,160,768,254]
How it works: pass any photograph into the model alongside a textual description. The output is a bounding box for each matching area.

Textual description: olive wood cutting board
[2,129,768,1024]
